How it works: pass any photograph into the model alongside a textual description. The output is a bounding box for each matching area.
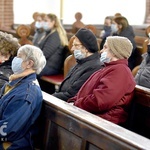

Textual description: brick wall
[0,0,14,29]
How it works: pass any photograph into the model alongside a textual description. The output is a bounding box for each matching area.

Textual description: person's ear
[26,60,34,68]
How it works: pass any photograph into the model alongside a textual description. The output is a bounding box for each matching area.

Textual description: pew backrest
[127,85,150,139]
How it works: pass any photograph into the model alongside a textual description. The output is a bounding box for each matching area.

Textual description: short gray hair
[18,45,46,74]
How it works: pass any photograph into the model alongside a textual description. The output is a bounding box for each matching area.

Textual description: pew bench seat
[41,74,64,91]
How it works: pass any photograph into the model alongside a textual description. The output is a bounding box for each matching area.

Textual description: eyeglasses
[72,43,82,48]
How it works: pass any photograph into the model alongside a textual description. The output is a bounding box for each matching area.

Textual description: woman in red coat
[68,36,136,125]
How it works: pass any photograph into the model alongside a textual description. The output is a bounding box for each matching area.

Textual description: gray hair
[18,45,46,74]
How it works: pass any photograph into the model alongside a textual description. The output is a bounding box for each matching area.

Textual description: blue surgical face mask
[43,22,50,31]
[73,50,86,60]
[11,57,24,74]
[100,51,110,63]
[35,21,42,29]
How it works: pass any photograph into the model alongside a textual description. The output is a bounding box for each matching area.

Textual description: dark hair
[113,16,129,31]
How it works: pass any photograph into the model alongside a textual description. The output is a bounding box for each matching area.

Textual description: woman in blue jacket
[0,45,46,149]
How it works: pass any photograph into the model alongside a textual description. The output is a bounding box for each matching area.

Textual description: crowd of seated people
[1,10,150,149]
[53,28,104,101]
[68,36,136,125]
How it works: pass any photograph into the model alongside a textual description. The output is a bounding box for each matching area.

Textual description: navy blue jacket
[0,73,43,149]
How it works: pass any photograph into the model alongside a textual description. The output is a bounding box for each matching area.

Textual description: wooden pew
[127,85,150,139]
[35,86,150,150]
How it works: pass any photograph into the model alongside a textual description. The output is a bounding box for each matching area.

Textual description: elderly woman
[0,45,46,149]
[0,31,20,89]
[68,36,136,125]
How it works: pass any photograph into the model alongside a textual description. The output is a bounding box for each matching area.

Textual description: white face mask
[111,24,118,33]
[73,50,86,60]
[11,57,24,74]
[43,22,50,31]
[100,51,110,63]
[35,21,42,29]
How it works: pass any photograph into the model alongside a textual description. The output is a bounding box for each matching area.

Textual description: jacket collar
[8,73,36,87]
[76,52,100,64]
[104,59,128,66]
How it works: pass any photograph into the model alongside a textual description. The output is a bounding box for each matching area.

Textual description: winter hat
[106,36,133,59]
[75,28,98,53]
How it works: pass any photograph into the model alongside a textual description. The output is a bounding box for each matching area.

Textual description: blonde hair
[47,13,68,46]
[0,31,20,56]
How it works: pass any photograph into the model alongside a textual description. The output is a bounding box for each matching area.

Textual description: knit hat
[106,36,133,59]
[75,28,98,53]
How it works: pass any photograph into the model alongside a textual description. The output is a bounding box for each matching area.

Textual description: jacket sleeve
[74,67,134,113]
[42,32,61,59]
[0,99,36,141]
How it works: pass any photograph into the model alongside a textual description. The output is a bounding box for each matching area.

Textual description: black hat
[75,28,98,53]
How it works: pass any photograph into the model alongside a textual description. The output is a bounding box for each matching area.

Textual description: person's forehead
[73,37,81,44]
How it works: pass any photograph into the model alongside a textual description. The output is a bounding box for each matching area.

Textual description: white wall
[14,0,146,25]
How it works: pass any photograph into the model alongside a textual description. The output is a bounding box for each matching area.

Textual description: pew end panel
[127,85,150,139]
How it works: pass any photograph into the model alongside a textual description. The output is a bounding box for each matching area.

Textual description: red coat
[68,59,136,124]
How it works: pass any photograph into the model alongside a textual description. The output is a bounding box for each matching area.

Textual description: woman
[37,13,68,76]
[68,36,136,125]
[0,45,46,149]
[113,16,137,70]
[0,31,20,89]
[135,40,150,88]
[32,12,46,46]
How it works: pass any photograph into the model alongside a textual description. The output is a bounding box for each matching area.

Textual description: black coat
[38,30,65,72]
[53,52,104,101]
[0,58,13,89]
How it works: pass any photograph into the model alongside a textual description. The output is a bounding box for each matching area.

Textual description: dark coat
[0,58,13,90]
[53,52,104,101]
[135,53,150,88]
[38,30,65,73]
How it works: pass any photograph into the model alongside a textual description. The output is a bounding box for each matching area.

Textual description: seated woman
[0,45,46,149]
[0,31,20,89]
[113,16,137,70]
[37,13,68,76]
[32,12,46,46]
[68,36,136,125]
[53,28,104,101]
[135,40,150,88]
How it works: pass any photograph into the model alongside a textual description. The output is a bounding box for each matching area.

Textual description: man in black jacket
[53,28,104,101]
